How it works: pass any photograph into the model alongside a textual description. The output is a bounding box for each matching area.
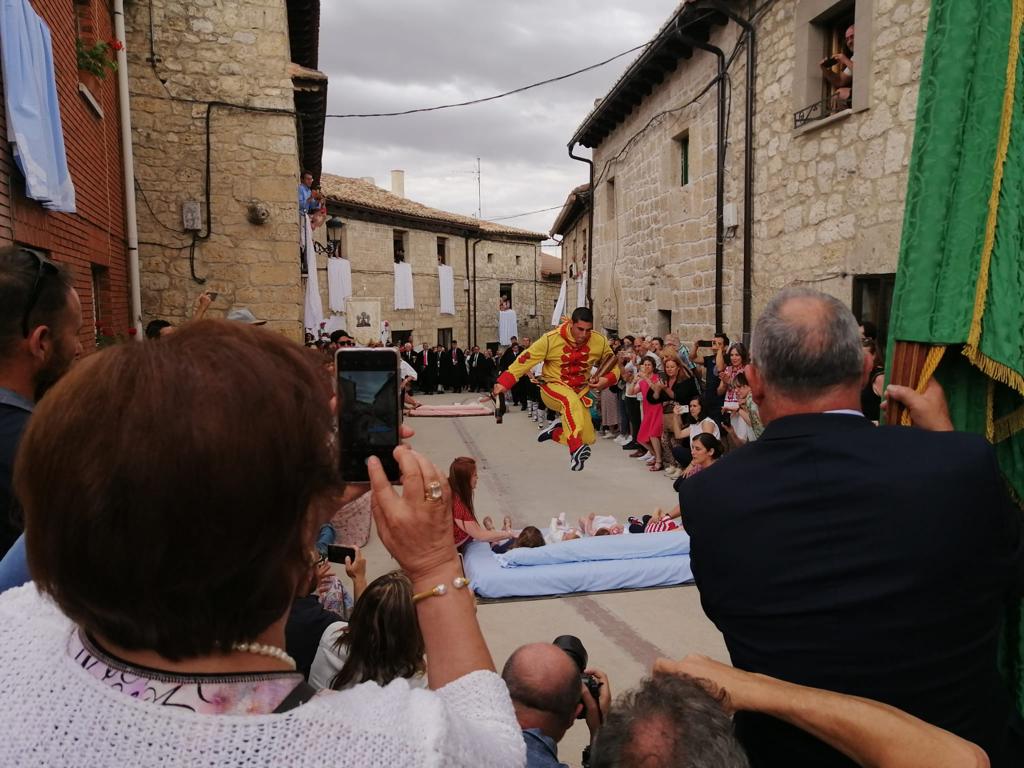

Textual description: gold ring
[424,481,443,502]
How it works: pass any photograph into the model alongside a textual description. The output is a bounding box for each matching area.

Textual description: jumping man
[492,307,619,471]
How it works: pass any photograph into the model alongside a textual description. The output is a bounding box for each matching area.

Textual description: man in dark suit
[441,340,466,393]
[498,340,522,405]
[466,345,483,392]
[415,343,436,395]
[681,287,1024,768]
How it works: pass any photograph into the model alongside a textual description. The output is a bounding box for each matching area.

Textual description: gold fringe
[987,379,996,444]
[899,345,947,426]
[963,344,1024,399]
[994,405,1024,443]
[966,0,1024,351]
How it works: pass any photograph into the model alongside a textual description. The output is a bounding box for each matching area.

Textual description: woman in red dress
[447,457,515,550]
[629,358,665,472]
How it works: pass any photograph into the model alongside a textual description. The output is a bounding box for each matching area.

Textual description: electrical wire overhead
[325,41,653,118]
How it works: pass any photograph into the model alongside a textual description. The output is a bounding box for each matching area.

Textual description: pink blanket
[408,404,492,417]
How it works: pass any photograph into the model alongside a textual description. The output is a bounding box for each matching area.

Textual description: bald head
[502,643,581,735]
[750,287,864,399]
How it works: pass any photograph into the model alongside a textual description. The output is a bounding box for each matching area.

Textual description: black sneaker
[569,444,592,471]
[621,441,641,450]
[538,419,562,443]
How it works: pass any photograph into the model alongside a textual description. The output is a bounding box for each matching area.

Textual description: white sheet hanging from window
[0,0,75,212]
[394,262,415,309]
[498,309,518,346]
[551,279,567,326]
[327,257,352,312]
[302,214,324,334]
[576,271,587,309]
[437,265,455,315]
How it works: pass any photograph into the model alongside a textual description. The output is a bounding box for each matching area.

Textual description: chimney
[391,169,405,198]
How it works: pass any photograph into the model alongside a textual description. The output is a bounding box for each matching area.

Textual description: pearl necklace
[230,641,297,671]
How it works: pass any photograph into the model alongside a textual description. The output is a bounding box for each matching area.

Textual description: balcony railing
[793,95,851,129]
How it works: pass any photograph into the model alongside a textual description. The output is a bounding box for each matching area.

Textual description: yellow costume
[496,322,619,470]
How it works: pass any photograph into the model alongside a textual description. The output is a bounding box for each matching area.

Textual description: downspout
[676,24,725,331]
[464,236,471,346]
[567,145,595,309]
[113,0,142,336]
[533,243,538,328]
[697,0,756,340]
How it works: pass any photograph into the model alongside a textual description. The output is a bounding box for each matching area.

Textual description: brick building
[317,174,558,349]
[567,0,925,344]
[0,0,130,348]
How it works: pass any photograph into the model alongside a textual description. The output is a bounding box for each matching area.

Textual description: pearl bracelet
[413,576,470,603]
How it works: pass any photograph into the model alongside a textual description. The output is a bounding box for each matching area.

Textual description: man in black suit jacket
[681,287,1024,768]
[415,343,436,395]
[441,340,466,393]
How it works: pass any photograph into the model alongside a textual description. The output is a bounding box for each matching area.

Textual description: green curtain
[889,0,1024,712]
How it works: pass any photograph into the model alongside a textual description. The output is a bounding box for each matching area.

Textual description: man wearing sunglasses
[0,247,83,563]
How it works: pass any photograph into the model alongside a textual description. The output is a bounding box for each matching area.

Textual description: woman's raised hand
[367,446,458,582]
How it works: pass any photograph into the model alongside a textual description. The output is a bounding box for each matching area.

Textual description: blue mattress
[463,531,694,599]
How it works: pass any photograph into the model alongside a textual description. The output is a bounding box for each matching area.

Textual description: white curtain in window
[437,265,455,315]
[302,214,324,334]
[577,271,587,309]
[498,309,518,346]
[394,262,415,309]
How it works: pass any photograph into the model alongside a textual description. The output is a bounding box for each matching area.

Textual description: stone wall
[124,0,304,338]
[311,216,558,349]
[587,0,928,345]
[590,22,747,343]
[752,0,927,319]
[559,209,589,318]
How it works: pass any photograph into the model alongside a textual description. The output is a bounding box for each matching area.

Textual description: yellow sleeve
[496,336,551,390]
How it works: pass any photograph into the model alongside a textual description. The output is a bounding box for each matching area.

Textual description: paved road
[354,392,728,767]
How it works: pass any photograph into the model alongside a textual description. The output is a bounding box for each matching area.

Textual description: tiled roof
[320,175,546,241]
[541,251,563,277]
[550,183,590,236]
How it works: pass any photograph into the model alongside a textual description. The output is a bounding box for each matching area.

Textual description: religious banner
[345,298,381,346]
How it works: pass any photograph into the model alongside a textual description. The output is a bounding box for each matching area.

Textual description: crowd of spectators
[0,246,1019,767]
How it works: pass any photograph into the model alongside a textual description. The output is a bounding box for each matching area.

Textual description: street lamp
[314,216,345,256]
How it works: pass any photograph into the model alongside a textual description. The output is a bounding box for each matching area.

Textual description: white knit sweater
[0,586,526,768]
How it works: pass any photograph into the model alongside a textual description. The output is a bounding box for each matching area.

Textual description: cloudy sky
[319,0,680,247]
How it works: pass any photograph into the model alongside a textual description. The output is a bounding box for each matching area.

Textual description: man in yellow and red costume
[493,307,619,471]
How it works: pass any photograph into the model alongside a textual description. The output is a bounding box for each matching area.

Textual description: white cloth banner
[576,272,587,309]
[551,280,567,326]
[394,262,415,310]
[327,257,352,312]
[302,214,324,334]
[437,265,455,315]
[498,309,519,346]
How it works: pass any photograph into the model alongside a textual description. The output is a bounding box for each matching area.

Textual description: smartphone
[336,348,402,482]
[326,544,357,565]
[697,339,713,347]
[823,56,838,67]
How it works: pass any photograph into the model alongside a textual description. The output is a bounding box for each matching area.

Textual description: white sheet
[302,214,323,333]
[437,264,455,315]
[577,271,587,309]
[498,309,518,346]
[394,262,415,309]
[551,279,566,326]
[327,258,352,312]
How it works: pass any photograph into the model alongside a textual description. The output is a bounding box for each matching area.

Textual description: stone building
[0,0,131,348]
[569,0,926,344]
[317,174,558,349]
[549,183,591,316]
[124,0,327,339]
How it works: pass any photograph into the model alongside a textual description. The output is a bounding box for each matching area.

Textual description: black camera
[553,634,602,719]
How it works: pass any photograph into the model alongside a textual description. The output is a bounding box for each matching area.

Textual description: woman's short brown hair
[17,320,341,659]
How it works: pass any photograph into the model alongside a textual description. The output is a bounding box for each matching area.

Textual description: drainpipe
[533,243,538,327]
[567,145,594,309]
[677,24,725,332]
[113,0,142,336]
[697,0,755,340]
[463,236,471,346]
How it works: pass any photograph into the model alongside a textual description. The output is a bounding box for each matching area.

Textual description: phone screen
[336,349,401,482]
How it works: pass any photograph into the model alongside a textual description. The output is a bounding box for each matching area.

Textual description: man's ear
[26,324,51,362]
[745,363,766,405]
[860,349,873,387]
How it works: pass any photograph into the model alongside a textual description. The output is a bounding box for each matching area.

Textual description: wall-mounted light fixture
[314,216,345,256]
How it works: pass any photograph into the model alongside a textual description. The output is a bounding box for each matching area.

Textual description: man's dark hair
[591,675,749,768]
[571,307,594,324]
[329,329,351,343]
[0,246,74,357]
[714,332,730,346]
[19,320,341,660]
[451,340,458,345]
[624,335,635,344]
[301,169,312,180]
[501,646,580,724]
[653,336,664,346]
[145,319,173,340]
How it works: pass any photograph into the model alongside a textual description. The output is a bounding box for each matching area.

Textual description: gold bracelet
[413,576,470,603]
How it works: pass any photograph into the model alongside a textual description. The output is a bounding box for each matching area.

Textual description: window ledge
[78,83,104,119]
[794,107,850,137]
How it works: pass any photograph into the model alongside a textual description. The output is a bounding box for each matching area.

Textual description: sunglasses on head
[20,249,59,338]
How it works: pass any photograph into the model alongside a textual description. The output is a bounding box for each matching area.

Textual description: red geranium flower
[127,327,137,336]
